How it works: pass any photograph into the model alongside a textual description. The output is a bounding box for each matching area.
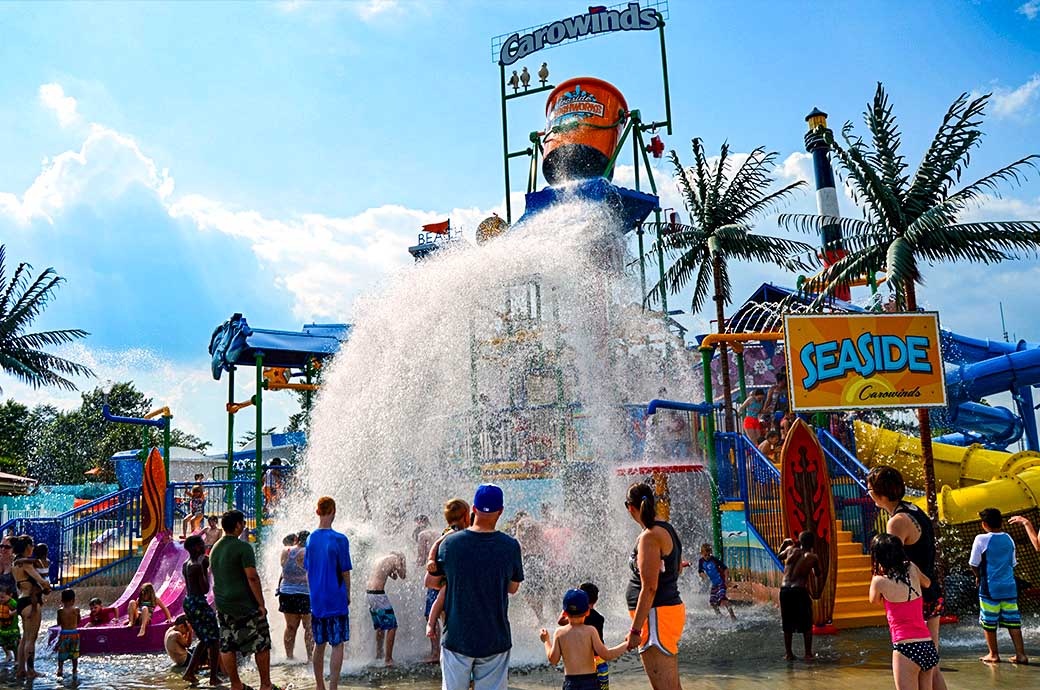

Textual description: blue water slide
[938,330,1040,450]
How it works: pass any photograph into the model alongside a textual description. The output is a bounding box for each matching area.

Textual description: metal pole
[304,360,313,428]
[500,63,512,223]
[254,353,264,538]
[162,415,172,531]
[226,366,235,509]
[735,350,747,402]
[163,416,171,483]
[655,209,668,313]
[658,22,673,135]
[701,347,722,557]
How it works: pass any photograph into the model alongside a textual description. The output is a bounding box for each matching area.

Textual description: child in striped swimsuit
[869,534,939,690]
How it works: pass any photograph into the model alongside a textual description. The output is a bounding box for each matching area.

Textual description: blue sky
[0,0,1038,444]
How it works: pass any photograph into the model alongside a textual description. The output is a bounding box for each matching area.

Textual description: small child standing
[969,507,1028,664]
[869,534,939,690]
[0,584,20,661]
[56,589,81,677]
[697,544,737,620]
[540,589,627,690]
[556,583,610,690]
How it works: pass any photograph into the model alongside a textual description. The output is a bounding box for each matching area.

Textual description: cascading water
[263,79,713,670]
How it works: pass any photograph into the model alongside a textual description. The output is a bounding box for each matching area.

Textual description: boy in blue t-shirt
[697,544,736,620]
[969,508,1028,664]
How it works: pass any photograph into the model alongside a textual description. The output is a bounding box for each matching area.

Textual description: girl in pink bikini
[869,534,939,690]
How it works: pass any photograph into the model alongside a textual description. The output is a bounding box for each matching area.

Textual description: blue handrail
[817,429,871,490]
[816,428,881,553]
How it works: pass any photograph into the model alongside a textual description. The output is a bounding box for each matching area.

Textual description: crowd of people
[0,463,1035,690]
[151,481,690,690]
[737,370,799,462]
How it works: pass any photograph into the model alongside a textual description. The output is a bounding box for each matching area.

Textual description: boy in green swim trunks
[0,584,20,661]
[56,588,81,677]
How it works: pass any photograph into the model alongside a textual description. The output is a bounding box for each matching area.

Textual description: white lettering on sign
[499,3,660,66]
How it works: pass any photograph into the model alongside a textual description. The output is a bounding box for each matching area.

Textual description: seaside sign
[783,312,947,411]
[498,3,662,66]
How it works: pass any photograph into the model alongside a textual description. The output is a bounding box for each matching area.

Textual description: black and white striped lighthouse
[804,107,850,300]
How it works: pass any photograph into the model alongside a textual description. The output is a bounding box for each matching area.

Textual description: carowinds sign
[496,2,663,66]
[783,312,948,412]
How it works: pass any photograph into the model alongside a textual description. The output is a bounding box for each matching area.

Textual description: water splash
[264,200,707,666]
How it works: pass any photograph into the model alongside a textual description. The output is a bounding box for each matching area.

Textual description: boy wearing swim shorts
[540,589,627,690]
[779,532,821,661]
[366,552,405,666]
[970,508,1028,664]
[56,589,80,677]
[697,544,736,620]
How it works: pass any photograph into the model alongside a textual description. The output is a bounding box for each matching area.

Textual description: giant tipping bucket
[542,77,628,185]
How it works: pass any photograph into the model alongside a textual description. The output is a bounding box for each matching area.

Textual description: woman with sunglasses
[0,539,15,597]
[623,483,685,690]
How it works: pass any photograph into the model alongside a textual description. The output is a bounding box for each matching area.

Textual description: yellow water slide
[853,421,1040,523]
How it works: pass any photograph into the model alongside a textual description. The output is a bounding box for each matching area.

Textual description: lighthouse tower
[804,108,850,301]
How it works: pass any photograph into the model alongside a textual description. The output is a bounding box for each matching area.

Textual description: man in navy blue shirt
[428,484,524,690]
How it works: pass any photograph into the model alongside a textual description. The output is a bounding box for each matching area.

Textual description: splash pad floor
[4,621,1036,689]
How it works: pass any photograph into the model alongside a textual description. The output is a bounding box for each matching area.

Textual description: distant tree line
[0,381,209,485]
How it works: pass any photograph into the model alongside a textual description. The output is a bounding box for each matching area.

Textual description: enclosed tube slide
[939,330,1040,450]
[853,420,1040,524]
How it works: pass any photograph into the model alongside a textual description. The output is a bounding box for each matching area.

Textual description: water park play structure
[46,533,189,655]
[0,318,349,654]
[3,5,1040,669]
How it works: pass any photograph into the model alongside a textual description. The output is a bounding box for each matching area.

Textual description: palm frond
[830,123,907,231]
[865,83,910,199]
[913,220,1040,260]
[904,91,989,216]
[798,245,889,306]
[936,155,1040,213]
[885,236,920,287]
[730,179,808,224]
[669,150,702,222]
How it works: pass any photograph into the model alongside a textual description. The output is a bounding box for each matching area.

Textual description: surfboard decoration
[140,446,167,545]
[780,418,838,627]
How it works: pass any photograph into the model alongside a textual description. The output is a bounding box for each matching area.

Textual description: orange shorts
[629,603,685,656]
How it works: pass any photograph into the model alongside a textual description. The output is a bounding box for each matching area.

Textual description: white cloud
[959,193,1040,223]
[986,74,1040,118]
[356,0,400,20]
[38,83,80,128]
[1019,1,1040,20]
[0,124,173,224]
[775,152,813,187]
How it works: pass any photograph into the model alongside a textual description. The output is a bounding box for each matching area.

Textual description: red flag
[422,220,450,235]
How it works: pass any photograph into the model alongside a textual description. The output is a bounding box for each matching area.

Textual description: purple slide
[49,531,189,655]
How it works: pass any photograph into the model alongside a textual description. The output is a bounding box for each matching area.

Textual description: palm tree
[650,139,814,432]
[0,246,93,393]
[779,84,1040,518]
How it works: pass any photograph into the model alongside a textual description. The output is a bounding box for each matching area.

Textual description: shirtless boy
[366,552,406,666]
[202,516,222,550]
[779,531,822,661]
[539,589,627,690]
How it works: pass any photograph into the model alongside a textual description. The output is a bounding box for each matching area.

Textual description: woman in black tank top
[623,482,685,690]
